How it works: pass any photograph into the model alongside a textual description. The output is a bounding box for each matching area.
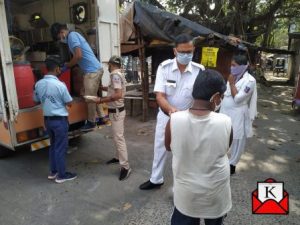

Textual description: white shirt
[170,110,232,218]
[154,58,204,111]
[220,72,257,139]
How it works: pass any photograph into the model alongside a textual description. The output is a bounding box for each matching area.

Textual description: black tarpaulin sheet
[133,1,226,42]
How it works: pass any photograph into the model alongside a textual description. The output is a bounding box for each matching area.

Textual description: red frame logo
[252,178,289,215]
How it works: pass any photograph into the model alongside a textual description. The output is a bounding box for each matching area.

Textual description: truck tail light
[16,127,45,143]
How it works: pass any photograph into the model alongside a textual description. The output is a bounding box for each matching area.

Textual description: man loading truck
[50,23,104,132]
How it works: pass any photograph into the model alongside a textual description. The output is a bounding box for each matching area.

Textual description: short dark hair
[232,54,248,65]
[174,34,193,47]
[192,69,227,101]
[45,55,63,71]
[50,23,68,40]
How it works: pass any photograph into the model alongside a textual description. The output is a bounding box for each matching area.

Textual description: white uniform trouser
[229,137,247,166]
[150,111,169,184]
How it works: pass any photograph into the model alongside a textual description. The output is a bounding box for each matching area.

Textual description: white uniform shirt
[154,58,204,111]
[220,72,257,139]
[171,111,232,218]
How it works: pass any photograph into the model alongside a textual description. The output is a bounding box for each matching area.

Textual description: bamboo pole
[137,28,148,121]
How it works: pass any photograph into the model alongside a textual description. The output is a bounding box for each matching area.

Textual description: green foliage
[119,0,300,47]
[163,0,300,47]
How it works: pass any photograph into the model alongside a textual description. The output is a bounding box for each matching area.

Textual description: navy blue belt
[44,116,68,120]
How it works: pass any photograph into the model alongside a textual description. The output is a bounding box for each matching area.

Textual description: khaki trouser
[96,71,105,118]
[96,104,106,118]
[83,69,103,122]
[109,110,129,169]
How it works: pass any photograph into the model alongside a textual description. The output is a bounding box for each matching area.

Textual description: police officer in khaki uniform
[94,56,131,181]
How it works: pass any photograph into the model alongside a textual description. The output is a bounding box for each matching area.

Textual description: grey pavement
[0,83,299,225]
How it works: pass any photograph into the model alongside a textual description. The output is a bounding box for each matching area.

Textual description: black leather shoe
[139,180,164,190]
[119,167,132,181]
[106,158,119,165]
[230,165,236,175]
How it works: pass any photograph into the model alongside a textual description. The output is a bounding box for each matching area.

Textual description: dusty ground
[0,83,299,225]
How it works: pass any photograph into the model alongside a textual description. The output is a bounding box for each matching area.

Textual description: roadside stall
[120,1,247,121]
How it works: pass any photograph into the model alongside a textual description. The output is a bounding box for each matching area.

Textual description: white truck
[0,0,120,157]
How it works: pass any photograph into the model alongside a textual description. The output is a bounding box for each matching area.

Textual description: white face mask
[59,32,67,44]
[214,101,222,112]
[210,92,222,112]
[60,37,67,44]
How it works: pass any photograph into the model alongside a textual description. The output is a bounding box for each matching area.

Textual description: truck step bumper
[31,139,50,151]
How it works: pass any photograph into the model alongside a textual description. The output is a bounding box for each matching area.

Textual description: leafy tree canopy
[120,0,300,47]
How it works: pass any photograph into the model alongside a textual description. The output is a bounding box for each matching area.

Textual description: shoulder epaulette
[191,61,204,69]
[160,59,173,67]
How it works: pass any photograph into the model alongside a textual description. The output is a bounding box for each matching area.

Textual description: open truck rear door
[0,0,19,121]
[0,71,13,150]
[0,0,17,151]
[96,0,120,85]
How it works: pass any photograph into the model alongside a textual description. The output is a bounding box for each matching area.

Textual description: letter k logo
[265,186,276,199]
[252,178,289,215]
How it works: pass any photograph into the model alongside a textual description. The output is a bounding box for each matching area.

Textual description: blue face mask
[176,52,193,65]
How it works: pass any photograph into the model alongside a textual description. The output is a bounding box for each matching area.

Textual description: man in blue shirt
[51,23,104,131]
[34,56,77,184]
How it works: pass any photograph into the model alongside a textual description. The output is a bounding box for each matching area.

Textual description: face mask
[176,52,193,65]
[230,64,248,77]
[214,101,222,112]
[60,33,67,44]
[60,37,67,44]
[210,92,222,112]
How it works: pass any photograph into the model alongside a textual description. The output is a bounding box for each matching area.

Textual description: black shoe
[139,180,164,190]
[230,165,236,175]
[119,167,132,181]
[106,158,119,165]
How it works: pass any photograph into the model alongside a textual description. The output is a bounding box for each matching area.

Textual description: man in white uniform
[139,34,204,190]
[220,54,257,175]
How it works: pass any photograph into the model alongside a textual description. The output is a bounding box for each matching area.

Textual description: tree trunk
[261,17,275,48]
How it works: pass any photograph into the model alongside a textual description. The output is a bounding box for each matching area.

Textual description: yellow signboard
[201,47,219,68]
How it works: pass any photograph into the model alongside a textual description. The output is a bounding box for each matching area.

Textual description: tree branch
[250,0,284,26]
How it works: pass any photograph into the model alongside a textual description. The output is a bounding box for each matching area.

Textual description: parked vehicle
[0,0,120,157]
[273,57,287,76]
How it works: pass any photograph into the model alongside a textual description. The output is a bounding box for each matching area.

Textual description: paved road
[0,84,299,225]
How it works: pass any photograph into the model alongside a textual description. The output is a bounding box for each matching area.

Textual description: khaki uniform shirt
[107,69,126,109]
